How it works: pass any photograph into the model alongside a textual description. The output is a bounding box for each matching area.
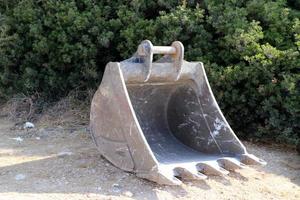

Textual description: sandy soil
[0,117,299,200]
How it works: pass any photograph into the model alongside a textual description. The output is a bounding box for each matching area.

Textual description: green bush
[0,0,299,145]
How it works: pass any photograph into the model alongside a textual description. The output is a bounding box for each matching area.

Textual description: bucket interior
[126,81,224,164]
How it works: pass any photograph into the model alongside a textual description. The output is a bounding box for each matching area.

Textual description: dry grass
[38,89,94,127]
[0,89,95,128]
[0,94,34,122]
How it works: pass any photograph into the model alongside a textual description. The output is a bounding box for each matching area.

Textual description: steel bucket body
[90,40,266,185]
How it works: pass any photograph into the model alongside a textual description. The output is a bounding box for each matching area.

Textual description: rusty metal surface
[90,40,266,185]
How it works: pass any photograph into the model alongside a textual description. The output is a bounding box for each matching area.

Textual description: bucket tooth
[174,166,207,180]
[90,40,267,185]
[197,162,229,176]
[217,157,245,171]
[241,154,267,166]
[157,173,182,185]
[138,168,182,185]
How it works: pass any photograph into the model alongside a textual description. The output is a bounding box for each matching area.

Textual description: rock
[24,122,35,129]
[111,183,121,193]
[15,174,26,180]
[57,151,73,157]
[123,191,133,197]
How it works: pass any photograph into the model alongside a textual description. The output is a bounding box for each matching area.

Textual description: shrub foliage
[0,0,299,145]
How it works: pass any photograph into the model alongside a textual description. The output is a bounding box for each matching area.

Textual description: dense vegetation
[0,0,299,146]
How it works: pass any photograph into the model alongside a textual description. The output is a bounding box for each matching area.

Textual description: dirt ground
[0,117,299,200]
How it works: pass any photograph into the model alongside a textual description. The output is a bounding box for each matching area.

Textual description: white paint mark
[212,130,220,137]
[212,117,227,136]
[188,117,198,124]
[178,123,188,129]
[207,138,214,145]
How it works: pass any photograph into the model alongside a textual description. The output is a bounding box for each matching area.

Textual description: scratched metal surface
[127,82,221,164]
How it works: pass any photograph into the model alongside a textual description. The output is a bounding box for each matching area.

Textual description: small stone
[15,174,26,180]
[35,137,41,140]
[124,191,133,197]
[57,151,73,157]
[24,122,35,129]
[112,183,121,193]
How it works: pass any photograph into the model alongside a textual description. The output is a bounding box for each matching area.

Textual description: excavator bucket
[90,40,266,185]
